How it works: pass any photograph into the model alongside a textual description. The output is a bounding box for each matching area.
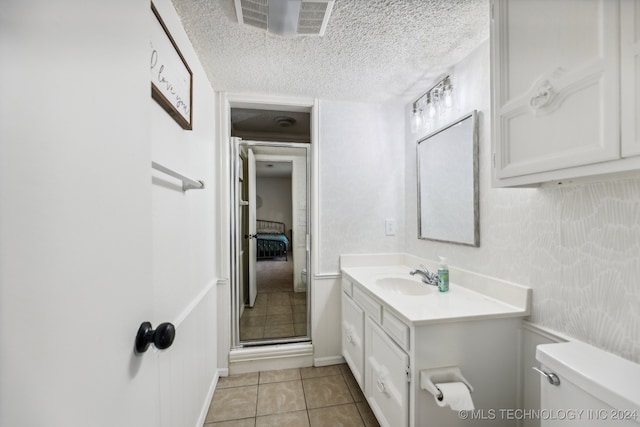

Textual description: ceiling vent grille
[234,0,334,36]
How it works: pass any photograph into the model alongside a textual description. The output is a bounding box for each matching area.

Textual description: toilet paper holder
[420,366,474,401]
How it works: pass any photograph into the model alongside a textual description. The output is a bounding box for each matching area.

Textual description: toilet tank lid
[536,341,640,413]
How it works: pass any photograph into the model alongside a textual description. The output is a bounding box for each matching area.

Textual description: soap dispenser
[438,257,449,292]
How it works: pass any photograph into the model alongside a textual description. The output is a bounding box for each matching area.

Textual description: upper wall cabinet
[491,0,640,187]
[622,0,640,157]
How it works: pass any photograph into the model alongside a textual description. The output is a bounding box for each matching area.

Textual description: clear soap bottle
[438,256,449,292]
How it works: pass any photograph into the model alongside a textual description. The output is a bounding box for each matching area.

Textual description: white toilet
[536,341,640,426]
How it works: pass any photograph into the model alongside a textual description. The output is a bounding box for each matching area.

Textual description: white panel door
[248,148,258,308]
[0,0,160,425]
[492,0,620,179]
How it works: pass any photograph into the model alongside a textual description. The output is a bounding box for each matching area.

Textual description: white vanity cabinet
[491,0,640,187]
[340,260,531,427]
[341,276,409,427]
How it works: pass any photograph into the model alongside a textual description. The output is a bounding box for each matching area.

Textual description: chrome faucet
[409,265,439,286]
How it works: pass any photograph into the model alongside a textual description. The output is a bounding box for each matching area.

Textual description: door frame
[222,93,319,350]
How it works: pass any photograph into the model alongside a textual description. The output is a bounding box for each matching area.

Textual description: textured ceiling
[171,0,489,103]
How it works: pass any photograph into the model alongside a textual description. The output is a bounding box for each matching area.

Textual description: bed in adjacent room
[256,219,289,260]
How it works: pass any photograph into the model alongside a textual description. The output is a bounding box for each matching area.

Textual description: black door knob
[135,321,176,354]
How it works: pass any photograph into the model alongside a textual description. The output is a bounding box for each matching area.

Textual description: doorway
[229,104,313,348]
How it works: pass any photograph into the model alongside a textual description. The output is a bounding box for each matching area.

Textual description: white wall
[312,99,404,363]
[404,40,640,364]
[257,177,293,231]
[318,99,405,274]
[0,0,220,425]
[150,0,219,425]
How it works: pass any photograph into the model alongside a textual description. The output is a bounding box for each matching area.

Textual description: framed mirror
[417,111,479,246]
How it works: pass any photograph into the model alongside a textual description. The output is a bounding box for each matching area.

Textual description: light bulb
[411,106,423,133]
[443,85,453,109]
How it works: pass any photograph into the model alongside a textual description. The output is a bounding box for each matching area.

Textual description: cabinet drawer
[382,309,409,351]
[353,285,381,323]
[341,277,353,297]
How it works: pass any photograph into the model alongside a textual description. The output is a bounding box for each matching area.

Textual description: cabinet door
[621,0,640,157]
[492,0,620,180]
[342,292,365,388]
[365,317,409,427]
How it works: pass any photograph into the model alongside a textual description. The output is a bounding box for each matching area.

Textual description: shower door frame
[230,139,313,349]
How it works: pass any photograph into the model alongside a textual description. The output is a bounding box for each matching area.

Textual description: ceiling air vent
[234,0,334,36]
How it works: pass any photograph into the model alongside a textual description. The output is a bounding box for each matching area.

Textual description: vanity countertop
[341,263,530,326]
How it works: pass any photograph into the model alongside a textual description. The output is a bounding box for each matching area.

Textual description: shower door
[231,138,311,347]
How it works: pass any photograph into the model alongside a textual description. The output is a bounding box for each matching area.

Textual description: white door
[0,0,160,424]
[247,148,258,307]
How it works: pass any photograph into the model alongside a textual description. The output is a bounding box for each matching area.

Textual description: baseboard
[195,368,220,427]
[229,343,314,374]
[314,355,345,367]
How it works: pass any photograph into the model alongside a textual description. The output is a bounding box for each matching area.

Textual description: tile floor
[204,364,380,427]
[240,291,307,340]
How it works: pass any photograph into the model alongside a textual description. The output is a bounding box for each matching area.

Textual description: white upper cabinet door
[621,0,640,157]
[492,0,620,181]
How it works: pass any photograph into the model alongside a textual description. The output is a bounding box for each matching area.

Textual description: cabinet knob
[376,377,386,394]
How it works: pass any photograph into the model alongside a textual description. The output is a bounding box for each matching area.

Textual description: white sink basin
[375,277,435,296]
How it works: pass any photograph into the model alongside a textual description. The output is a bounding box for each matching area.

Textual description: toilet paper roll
[435,382,475,411]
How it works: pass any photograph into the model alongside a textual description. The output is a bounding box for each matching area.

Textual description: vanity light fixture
[411,75,454,133]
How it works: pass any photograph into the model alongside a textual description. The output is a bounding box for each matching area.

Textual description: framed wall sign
[150,3,193,130]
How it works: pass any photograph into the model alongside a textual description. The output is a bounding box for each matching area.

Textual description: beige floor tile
[263,323,295,338]
[256,410,310,427]
[290,293,307,305]
[243,305,267,317]
[293,323,307,336]
[206,385,258,423]
[255,293,268,306]
[259,368,301,384]
[241,315,267,327]
[302,375,353,409]
[265,313,293,325]
[356,402,381,427]
[240,326,264,340]
[268,292,292,306]
[217,372,260,389]
[308,403,364,427]
[206,418,256,427]
[256,380,306,416]
[292,312,307,323]
[292,304,307,313]
[266,304,292,315]
[339,365,365,402]
[300,365,341,379]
